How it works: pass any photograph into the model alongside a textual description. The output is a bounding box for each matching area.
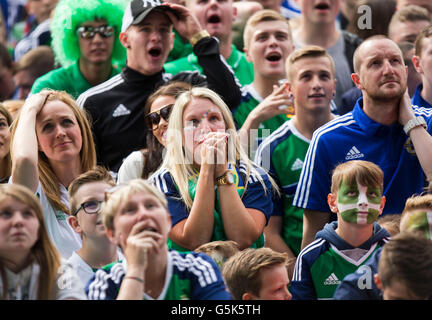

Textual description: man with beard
[293,36,432,249]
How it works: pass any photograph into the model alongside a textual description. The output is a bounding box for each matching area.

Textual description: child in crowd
[290,160,390,299]
[222,247,292,300]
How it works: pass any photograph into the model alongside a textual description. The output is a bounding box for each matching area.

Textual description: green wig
[50,0,127,67]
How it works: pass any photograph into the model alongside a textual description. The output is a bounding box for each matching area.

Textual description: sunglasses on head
[77,25,114,39]
[146,104,173,130]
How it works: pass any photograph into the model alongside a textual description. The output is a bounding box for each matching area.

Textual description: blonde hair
[330,160,384,194]
[0,104,12,180]
[286,45,336,82]
[222,247,289,300]
[195,240,239,268]
[0,184,61,300]
[161,87,277,210]
[243,9,292,51]
[10,90,97,214]
[102,179,168,231]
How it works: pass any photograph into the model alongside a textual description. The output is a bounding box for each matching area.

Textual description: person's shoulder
[170,250,221,281]
[149,167,174,193]
[311,112,356,140]
[76,73,124,107]
[341,30,363,46]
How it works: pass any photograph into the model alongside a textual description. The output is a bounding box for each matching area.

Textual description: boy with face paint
[334,193,432,300]
[290,160,391,300]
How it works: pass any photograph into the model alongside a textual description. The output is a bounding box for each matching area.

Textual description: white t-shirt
[0,259,87,300]
[35,182,82,259]
[67,249,125,289]
[116,151,144,184]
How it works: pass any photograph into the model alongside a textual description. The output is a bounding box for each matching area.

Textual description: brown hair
[378,232,432,299]
[195,240,239,268]
[414,24,432,56]
[0,184,61,299]
[285,45,335,82]
[389,4,431,41]
[0,104,12,180]
[377,214,401,236]
[10,90,97,214]
[14,46,55,79]
[222,247,288,300]
[330,160,384,194]
[141,81,192,179]
[243,9,292,51]
[68,166,115,215]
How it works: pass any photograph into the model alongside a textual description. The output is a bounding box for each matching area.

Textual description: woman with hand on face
[0,105,12,184]
[150,87,278,251]
[0,183,86,300]
[86,179,230,300]
[10,90,96,259]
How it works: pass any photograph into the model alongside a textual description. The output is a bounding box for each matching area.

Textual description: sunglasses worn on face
[146,104,173,130]
[73,200,102,216]
[77,25,114,39]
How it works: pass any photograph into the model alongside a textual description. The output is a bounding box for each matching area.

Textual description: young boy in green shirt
[290,160,390,300]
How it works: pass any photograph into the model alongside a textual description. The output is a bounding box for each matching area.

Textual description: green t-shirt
[164,44,254,86]
[166,30,193,62]
[31,61,121,99]
[256,120,310,256]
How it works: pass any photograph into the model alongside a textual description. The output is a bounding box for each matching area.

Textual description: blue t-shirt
[412,84,432,109]
[293,98,432,215]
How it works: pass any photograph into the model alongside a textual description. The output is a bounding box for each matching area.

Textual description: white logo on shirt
[113,104,131,117]
[345,146,364,160]
[324,273,341,286]
[291,158,304,171]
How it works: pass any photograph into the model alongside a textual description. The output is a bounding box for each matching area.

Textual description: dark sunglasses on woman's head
[73,200,102,216]
[146,104,173,130]
[77,25,114,39]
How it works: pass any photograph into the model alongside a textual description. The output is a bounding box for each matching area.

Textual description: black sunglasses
[77,25,114,39]
[73,200,102,216]
[146,104,173,130]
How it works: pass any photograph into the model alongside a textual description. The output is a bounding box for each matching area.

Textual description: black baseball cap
[121,0,178,32]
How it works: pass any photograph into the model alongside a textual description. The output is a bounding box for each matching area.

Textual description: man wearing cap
[77,0,241,174]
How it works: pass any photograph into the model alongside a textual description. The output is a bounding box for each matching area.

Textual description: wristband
[190,30,210,46]
[403,116,427,135]
[124,276,145,284]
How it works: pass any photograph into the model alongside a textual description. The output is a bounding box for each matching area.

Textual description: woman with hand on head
[150,87,278,251]
[10,90,96,259]
[0,105,12,184]
[0,183,86,300]
[86,179,230,300]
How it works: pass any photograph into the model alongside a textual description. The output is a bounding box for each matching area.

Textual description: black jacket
[77,36,241,173]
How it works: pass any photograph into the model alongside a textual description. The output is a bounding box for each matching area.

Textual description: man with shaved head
[293,36,432,249]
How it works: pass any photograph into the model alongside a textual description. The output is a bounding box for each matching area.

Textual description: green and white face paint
[405,210,432,240]
[336,179,382,224]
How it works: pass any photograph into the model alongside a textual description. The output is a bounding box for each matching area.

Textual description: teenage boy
[412,25,432,108]
[292,0,362,107]
[254,45,336,278]
[222,247,292,300]
[77,0,241,173]
[67,166,123,287]
[290,160,390,300]
[234,9,295,153]
[163,0,254,85]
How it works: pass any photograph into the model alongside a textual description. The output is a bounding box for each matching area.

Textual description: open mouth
[142,227,158,233]
[148,48,162,58]
[266,52,282,62]
[315,3,330,10]
[207,14,221,24]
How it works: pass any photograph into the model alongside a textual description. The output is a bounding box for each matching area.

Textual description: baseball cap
[121,0,178,32]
